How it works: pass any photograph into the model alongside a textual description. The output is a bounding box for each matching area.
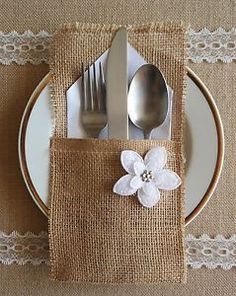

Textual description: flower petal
[142,181,156,196]
[154,169,182,190]
[144,147,167,169]
[145,161,159,174]
[113,175,138,196]
[130,176,144,190]
[133,161,146,175]
[121,150,143,174]
[137,187,160,208]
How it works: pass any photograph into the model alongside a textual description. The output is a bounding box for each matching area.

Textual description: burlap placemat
[1,0,236,32]
[1,265,235,296]
[49,23,187,283]
[0,0,233,238]
[0,0,235,294]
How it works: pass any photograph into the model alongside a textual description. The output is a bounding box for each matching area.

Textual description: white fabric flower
[113,147,181,208]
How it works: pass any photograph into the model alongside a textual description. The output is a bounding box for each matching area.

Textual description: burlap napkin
[49,23,187,283]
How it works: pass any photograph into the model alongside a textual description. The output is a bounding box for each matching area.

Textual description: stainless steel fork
[81,62,107,138]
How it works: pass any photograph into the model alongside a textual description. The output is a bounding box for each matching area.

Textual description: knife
[106,27,128,139]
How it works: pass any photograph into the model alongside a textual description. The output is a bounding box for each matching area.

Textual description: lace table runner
[0,232,235,269]
[0,28,236,65]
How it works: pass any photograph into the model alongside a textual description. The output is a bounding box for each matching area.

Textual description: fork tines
[81,62,106,112]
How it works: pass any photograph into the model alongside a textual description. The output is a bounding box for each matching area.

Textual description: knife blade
[106,27,128,139]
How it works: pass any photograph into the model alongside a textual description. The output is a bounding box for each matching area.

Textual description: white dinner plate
[18,67,224,225]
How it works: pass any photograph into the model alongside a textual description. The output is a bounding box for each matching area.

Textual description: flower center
[141,170,153,182]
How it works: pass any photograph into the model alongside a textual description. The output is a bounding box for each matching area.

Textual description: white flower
[113,147,181,208]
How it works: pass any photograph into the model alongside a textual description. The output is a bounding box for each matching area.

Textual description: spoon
[128,64,169,139]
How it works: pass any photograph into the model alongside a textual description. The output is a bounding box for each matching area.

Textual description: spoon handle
[144,130,151,139]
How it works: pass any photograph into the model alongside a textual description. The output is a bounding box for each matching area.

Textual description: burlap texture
[49,139,185,283]
[1,0,236,32]
[49,23,187,283]
[1,265,236,296]
[0,0,235,294]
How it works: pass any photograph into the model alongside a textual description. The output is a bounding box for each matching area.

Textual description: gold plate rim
[18,68,225,225]
[185,68,224,225]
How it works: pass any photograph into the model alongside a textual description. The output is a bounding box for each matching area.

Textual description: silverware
[128,64,169,139]
[150,87,173,140]
[81,62,107,138]
[106,27,128,139]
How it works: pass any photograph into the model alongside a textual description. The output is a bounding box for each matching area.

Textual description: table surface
[0,0,235,295]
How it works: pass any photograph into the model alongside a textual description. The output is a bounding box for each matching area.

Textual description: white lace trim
[186,234,236,270]
[0,231,236,268]
[0,231,49,265]
[0,31,53,65]
[0,28,236,64]
[187,27,236,63]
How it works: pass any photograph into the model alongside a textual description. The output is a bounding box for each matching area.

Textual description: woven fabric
[0,0,235,294]
[1,265,236,296]
[49,23,187,283]
[1,0,236,32]
[49,139,186,283]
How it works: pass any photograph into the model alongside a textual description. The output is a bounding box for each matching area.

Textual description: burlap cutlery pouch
[49,23,187,283]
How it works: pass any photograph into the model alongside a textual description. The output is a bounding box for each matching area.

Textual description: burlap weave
[0,0,235,294]
[49,23,187,283]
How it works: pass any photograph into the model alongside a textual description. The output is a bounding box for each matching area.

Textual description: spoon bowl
[128,64,169,139]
